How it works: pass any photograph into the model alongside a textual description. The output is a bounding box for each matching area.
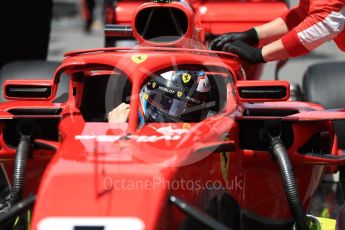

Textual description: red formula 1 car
[0,0,345,230]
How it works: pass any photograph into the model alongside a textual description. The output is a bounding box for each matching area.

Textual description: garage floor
[310,178,345,219]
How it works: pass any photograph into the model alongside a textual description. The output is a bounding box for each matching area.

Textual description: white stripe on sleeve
[297,7,345,51]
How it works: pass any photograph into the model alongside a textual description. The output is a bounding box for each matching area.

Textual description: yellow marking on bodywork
[220,137,230,181]
[131,54,148,64]
[316,217,336,230]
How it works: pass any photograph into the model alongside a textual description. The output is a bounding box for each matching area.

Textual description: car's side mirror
[4,79,55,100]
[236,80,290,102]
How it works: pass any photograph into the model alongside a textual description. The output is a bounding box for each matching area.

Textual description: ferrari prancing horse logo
[182,73,191,83]
[143,93,149,100]
[131,54,148,64]
[177,92,183,97]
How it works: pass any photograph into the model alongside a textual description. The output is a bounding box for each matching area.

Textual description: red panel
[199,2,288,34]
[115,1,143,23]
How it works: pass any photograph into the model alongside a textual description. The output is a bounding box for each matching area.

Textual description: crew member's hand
[108,103,130,123]
[222,40,266,64]
[209,28,258,51]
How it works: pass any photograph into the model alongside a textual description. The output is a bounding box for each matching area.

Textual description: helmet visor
[141,90,207,122]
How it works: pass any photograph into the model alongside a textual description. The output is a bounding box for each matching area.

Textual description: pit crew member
[210,0,345,64]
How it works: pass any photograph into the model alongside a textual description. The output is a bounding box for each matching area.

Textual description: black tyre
[303,62,345,182]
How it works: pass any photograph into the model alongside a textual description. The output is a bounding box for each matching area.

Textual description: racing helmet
[139,70,211,123]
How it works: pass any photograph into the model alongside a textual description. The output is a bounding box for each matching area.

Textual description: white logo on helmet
[196,77,210,93]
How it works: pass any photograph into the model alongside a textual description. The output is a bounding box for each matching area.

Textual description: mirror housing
[236,80,290,102]
[4,79,55,100]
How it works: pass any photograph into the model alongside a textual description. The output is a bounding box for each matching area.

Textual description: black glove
[209,28,259,51]
[222,40,265,64]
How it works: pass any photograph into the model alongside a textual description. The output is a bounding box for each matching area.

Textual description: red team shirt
[280,0,345,57]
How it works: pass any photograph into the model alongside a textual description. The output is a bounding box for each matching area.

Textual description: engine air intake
[135,7,188,43]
